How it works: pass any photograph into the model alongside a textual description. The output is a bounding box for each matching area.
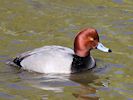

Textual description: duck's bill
[96,43,112,52]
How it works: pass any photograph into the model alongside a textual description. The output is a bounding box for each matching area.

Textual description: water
[0,0,133,100]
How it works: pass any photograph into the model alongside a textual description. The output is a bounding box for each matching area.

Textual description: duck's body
[12,28,111,74]
[13,46,95,73]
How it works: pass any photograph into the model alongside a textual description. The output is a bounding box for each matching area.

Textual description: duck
[12,28,112,74]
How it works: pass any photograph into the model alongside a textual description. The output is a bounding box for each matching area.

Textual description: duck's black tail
[13,57,23,67]
[7,55,30,67]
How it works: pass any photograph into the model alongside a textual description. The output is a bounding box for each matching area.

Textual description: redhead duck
[12,28,112,73]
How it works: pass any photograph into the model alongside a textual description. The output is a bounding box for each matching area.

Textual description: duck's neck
[71,54,91,73]
[74,49,90,57]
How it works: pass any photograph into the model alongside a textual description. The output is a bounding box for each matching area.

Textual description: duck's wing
[12,45,74,67]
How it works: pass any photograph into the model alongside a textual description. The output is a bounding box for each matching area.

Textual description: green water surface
[0,0,133,100]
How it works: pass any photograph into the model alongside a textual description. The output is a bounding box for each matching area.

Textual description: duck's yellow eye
[89,37,94,41]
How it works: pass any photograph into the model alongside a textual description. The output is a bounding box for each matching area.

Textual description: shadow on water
[18,72,99,100]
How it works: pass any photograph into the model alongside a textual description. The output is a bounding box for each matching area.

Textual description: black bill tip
[108,49,112,52]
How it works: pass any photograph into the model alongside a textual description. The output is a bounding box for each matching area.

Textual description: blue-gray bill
[96,43,112,52]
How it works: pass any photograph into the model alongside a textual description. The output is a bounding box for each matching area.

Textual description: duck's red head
[74,28,111,57]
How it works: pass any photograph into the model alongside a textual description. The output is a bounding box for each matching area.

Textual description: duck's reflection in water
[18,69,103,100]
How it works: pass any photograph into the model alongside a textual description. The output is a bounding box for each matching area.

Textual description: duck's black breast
[71,55,94,73]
